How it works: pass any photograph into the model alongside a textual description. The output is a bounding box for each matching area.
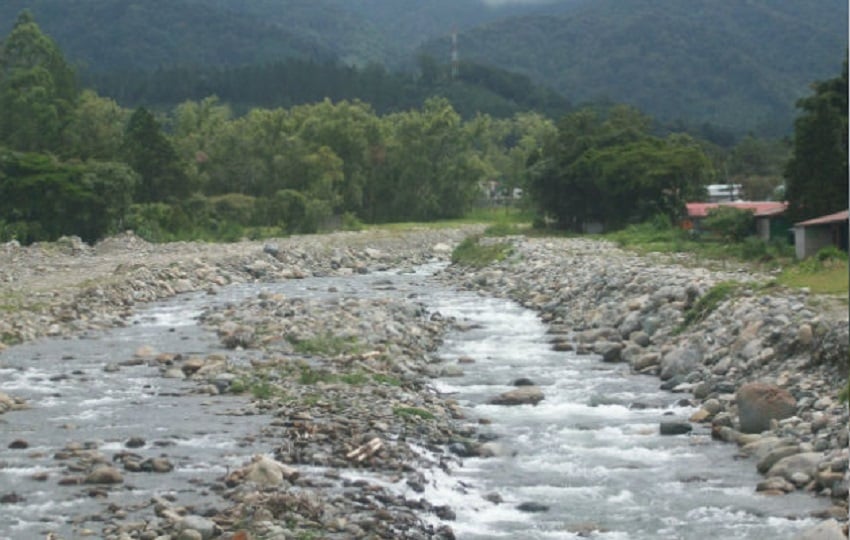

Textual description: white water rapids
[0,265,830,539]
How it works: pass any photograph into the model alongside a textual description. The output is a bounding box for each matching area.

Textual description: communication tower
[451,26,459,80]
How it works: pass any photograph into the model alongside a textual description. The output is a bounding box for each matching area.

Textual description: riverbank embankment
[439,234,849,538]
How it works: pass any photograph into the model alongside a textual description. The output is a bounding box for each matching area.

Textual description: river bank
[0,228,847,539]
[439,235,849,538]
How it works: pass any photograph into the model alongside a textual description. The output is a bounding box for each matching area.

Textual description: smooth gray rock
[795,519,845,540]
[594,341,623,363]
[737,382,797,434]
[489,386,544,406]
[660,344,703,380]
[757,446,800,474]
[660,421,693,436]
[178,516,217,540]
[516,502,549,513]
[629,331,651,347]
[766,452,823,482]
[85,466,123,484]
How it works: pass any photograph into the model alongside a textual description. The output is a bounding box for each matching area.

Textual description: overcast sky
[480,0,561,6]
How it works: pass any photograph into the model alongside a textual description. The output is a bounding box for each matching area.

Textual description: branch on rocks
[346,437,383,462]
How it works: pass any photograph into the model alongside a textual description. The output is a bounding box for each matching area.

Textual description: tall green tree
[63,90,128,161]
[530,106,712,231]
[369,98,485,222]
[292,99,382,217]
[0,149,137,243]
[725,135,790,200]
[785,57,848,221]
[122,107,193,203]
[0,11,77,153]
[172,96,233,193]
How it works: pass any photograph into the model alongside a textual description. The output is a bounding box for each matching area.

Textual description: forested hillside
[0,0,842,136]
[0,9,845,253]
[0,0,342,70]
[421,0,848,136]
[0,0,573,71]
[85,58,571,120]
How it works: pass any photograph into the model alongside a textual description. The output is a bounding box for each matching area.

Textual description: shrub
[341,212,364,231]
[816,245,848,263]
[209,193,257,224]
[451,235,513,267]
[702,206,754,242]
[290,333,361,356]
[739,236,768,260]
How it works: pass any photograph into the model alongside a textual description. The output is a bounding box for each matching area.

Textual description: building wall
[755,218,770,241]
[794,226,835,259]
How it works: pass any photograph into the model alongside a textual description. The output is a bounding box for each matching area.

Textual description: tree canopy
[784,57,848,222]
[0,11,77,153]
[0,10,835,249]
[529,106,712,231]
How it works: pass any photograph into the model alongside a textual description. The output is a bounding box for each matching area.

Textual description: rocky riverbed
[440,235,849,539]
[0,227,481,539]
[0,228,848,540]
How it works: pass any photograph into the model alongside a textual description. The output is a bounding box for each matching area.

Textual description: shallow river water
[423,290,829,540]
[0,264,830,539]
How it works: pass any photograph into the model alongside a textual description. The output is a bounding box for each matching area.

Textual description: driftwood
[346,437,382,462]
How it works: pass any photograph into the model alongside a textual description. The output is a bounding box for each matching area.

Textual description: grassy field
[777,257,849,294]
[602,220,849,296]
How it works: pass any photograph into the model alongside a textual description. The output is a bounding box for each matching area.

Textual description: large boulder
[594,341,623,363]
[660,344,703,380]
[85,466,123,484]
[736,382,797,434]
[795,519,846,540]
[226,455,299,487]
[489,386,544,406]
[766,452,822,483]
[177,515,219,540]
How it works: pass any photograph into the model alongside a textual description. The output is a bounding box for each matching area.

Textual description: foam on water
[0,264,833,540]
[421,289,831,539]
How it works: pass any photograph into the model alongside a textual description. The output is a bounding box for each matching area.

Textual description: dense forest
[83,58,572,121]
[0,0,843,138]
[0,11,845,246]
[0,12,565,244]
[0,0,581,71]
[420,0,847,137]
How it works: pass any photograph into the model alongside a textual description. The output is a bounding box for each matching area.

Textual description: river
[0,263,830,539]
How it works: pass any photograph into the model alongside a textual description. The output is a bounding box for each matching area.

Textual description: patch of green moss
[290,333,362,356]
[676,281,739,333]
[372,373,402,386]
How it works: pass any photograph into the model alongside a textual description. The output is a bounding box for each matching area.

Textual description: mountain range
[1,0,845,136]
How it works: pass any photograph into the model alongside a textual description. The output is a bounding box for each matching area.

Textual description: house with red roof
[792,210,849,259]
[684,201,789,241]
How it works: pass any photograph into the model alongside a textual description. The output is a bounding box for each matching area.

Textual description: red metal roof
[795,209,850,227]
[686,201,788,218]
